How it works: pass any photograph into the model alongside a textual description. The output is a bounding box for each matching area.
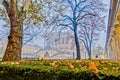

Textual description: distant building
[37,45,57,59]
[22,45,41,59]
[40,31,75,59]
[49,53,73,59]
[22,45,41,54]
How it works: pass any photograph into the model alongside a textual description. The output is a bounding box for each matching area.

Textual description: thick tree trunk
[2,0,23,61]
[2,21,22,61]
[74,30,81,59]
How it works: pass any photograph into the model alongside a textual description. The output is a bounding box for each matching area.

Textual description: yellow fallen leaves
[1,61,19,65]
[49,61,58,68]
[49,61,75,69]
[94,61,101,66]
[68,63,74,69]
[18,60,25,63]
[89,61,99,73]
[102,67,119,71]
[112,67,119,71]
[0,60,120,73]
[103,67,108,71]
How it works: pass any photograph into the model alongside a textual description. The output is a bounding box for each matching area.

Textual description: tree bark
[2,0,23,61]
[88,42,92,60]
[88,50,91,60]
[74,29,81,59]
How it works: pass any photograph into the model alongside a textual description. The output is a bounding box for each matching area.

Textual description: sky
[0,0,111,49]
[97,0,110,48]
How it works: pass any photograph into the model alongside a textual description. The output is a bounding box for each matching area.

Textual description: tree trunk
[88,42,92,60]
[88,50,91,60]
[74,29,81,59]
[2,0,23,61]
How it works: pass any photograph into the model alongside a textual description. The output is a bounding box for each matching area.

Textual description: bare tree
[43,0,106,59]
[79,14,106,59]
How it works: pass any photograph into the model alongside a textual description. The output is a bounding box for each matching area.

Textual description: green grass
[0,60,120,80]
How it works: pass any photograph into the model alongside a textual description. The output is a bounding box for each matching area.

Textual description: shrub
[0,60,120,80]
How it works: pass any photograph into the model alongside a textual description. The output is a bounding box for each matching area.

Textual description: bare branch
[59,23,74,31]
[2,0,9,12]
[77,13,96,22]
[77,4,93,18]
[66,0,74,11]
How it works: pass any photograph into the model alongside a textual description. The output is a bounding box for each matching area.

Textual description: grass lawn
[0,60,120,80]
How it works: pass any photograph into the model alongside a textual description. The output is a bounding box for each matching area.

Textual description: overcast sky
[97,0,110,48]
[0,0,111,49]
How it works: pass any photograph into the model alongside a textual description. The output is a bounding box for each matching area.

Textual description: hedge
[0,60,120,80]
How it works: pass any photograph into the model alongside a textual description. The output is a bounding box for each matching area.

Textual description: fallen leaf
[89,61,99,73]
[68,63,74,69]
[18,60,25,63]
[103,67,108,71]
[94,61,101,67]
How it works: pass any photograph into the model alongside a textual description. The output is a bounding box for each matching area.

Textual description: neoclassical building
[44,31,75,51]
[39,31,75,59]
[106,0,120,60]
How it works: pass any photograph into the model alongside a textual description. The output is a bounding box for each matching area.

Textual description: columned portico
[106,0,120,60]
